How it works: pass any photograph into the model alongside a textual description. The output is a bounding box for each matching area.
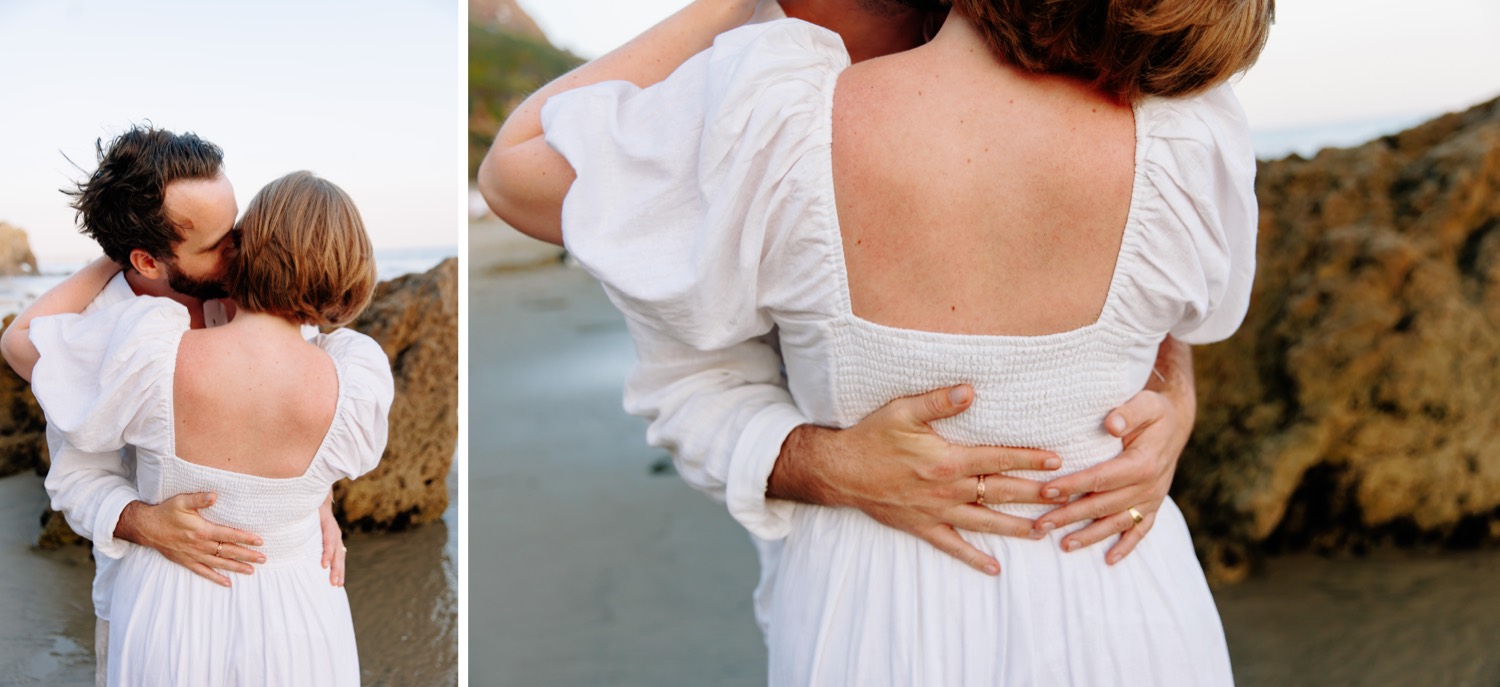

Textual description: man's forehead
[163,175,237,220]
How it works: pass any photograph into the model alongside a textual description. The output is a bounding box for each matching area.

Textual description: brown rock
[468,0,547,41]
[1178,97,1500,585]
[336,257,458,530]
[36,509,83,550]
[0,222,39,277]
[0,314,48,479]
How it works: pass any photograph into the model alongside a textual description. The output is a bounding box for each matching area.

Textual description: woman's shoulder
[1137,84,1254,173]
[310,327,394,480]
[1118,84,1259,344]
[315,328,394,405]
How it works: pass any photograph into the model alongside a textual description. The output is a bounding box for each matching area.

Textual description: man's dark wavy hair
[64,125,224,268]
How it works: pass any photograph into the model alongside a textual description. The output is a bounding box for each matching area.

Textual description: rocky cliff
[1180,96,1500,584]
[468,0,547,39]
[338,257,459,530]
[0,222,40,276]
[468,3,581,177]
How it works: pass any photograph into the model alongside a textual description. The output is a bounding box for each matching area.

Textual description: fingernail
[949,387,970,405]
[1039,522,1055,534]
[1044,458,1061,469]
[257,556,266,564]
[1107,414,1127,433]
[1043,488,1060,499]
[1064,540,1081,552]
[1028,529,1044,540]
[1107,554,1121,565]
[984,563,1000,576]
[254,539,264,546]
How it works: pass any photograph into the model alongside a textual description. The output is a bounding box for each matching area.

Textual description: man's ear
[129,249,166,279]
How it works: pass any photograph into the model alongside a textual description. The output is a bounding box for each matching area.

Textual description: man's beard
[164,261,229,301]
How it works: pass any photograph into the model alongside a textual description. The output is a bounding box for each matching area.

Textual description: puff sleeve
[29,297,188,455]
[541,20,845,539]
[1136,84,1259,345]
[315,328,395,481]
[541,19,849,351]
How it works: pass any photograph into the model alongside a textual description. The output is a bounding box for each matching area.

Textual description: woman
[11,171,391,686]
[486,0,1269,683]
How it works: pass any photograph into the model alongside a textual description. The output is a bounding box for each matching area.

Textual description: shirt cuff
[725,402,809,540]
[91,487,140,560]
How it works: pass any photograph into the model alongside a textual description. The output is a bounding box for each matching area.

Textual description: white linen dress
[29,297,394,687]
[543,18,1257,686]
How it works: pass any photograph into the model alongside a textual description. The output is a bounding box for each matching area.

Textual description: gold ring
[975,475,987,506]
[215,541,224,557]
[1128,508,1144,526]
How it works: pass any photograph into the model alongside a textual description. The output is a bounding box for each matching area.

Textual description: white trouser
[95,619,109,687]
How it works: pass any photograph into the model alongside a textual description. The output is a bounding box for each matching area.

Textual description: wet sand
[0,471,457,687]
[469,228,1500,686]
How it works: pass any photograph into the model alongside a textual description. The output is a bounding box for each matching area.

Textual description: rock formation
[468,0,547,40]
[0,315,47,479]
[1179,96,1500,584]
[337,257,458,530]
[468,3,581,177]
[0,222,40,276]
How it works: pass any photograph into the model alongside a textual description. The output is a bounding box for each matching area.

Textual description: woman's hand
[319,492,347,587]
[1032,337,1195,564]
[770,385,1061,576]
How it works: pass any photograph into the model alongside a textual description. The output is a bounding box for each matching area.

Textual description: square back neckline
[819,51,1152,344]
[163,328,347,483]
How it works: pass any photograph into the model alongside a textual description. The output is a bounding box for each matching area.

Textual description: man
[0,125,346,684]
[479,0,1198,634]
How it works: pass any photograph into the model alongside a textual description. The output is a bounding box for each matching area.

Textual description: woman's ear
[129,249,165,279]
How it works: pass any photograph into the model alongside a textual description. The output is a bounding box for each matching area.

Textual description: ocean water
[1249,113,1435,160]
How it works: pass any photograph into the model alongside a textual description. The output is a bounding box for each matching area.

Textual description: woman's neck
[224,310,308,339]
[921,9,996,65]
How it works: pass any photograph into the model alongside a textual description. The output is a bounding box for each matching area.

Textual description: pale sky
[0,0,461,263]
[518,0,1500,141]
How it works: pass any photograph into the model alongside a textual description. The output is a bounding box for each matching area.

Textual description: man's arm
[632,324,1198,573]
[44,427,264,587]
[624,321,1059,576]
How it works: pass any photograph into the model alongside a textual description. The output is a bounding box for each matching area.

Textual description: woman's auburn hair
[952,0,1275,101]
[227,171,377,328]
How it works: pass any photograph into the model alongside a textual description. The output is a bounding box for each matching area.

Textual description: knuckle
[926,460,960,482]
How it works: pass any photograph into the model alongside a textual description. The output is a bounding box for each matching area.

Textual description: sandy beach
[469,225,1500,686]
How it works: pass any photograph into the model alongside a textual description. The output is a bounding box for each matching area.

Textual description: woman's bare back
[174,320,338,478]
[832,17,1135,337]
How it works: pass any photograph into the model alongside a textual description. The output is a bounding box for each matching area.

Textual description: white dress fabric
[29,297,394,687]
[544,19,1257,686]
